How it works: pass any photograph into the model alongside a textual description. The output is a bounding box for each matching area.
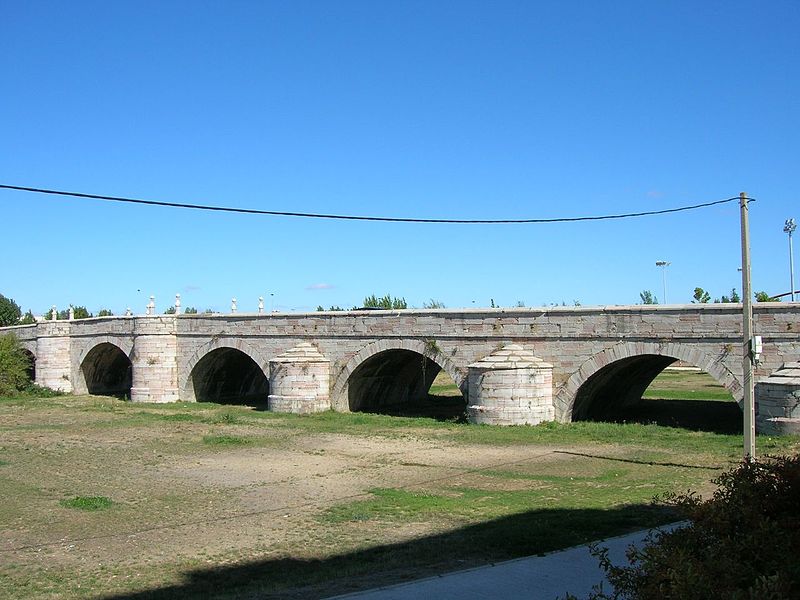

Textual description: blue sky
[2,1,798,315]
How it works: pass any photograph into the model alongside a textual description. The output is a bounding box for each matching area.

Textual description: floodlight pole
[740,192,755,459]
[655,261,670,304]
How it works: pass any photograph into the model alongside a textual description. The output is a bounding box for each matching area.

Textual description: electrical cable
[0,183,744,224]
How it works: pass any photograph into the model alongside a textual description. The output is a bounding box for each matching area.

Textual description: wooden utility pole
[740,192,755,459]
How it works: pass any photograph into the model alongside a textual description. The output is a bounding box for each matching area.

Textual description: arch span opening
[21,349,35,384]
[573,355,739,433]
[81,343,132,398]
[348,349,465,420]
[190,347,269,407]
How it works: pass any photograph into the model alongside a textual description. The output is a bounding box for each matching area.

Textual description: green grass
[643,370,735,401]
[324,481,674,525]
[1,375,798,600]
[59,496,113,511]
[201,434,251,446]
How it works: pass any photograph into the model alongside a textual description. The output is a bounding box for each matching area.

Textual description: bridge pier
[467,345,555,426]
[34,321,73,392]
[130,317,179,403]
[268,342,330,413]
[756,362,800,435]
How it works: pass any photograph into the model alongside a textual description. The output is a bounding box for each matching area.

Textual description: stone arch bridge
[4,305,799,433]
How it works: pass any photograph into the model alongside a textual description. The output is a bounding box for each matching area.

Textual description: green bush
[577,455,800,599]
[0,333,32,395]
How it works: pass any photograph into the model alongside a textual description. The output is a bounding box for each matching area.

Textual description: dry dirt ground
[0,391,767,599]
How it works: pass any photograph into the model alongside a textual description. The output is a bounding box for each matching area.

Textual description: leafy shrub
[575,455,800,599]
[0,333,32,395]
[19,310,36,324]
[22,382,65,397]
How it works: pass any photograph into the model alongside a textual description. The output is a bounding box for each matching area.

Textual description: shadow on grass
[606,398,743,435]
[205,394,271,412]
[360,394,468,423]
[554,450,723,471]
[99,504,674,600]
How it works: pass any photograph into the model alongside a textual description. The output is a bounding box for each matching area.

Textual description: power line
[0,183,742,224]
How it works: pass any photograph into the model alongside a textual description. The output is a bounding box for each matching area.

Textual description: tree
[692,287,711,303]
[716,288,741,303]
[72,306,91,319]
[0,333,32,395]
[44,305,91,320]
[639,290,658,305]
[97,309,113,317]
[0,294,22,326]
[755,291,780,302]
[363,294,407,309]
[164,306,177,314]
[184,307,198,314]
[44,309,69,321]
[423,299,446,309]
[19,310,36,325]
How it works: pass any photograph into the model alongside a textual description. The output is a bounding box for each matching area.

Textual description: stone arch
[77,341,133,397]
[181,338,270,404]
[21,348,36,383]
[74,336,134,373]
[330,339,466,412]
[556,341,740,422]
[18,338,37,357]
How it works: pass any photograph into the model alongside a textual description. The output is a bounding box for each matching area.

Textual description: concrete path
[327,525,678,600]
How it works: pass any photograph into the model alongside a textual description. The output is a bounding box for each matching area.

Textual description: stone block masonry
[268,342,330,413]
[3,304,799,432]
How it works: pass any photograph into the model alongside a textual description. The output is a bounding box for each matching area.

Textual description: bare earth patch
[1,394,794,599]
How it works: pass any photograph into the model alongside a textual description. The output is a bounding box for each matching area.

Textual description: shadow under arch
[331,339,466,418]
[79,342,133,397]
[186,347,269,407]
[21,348,36,383]
[560,342,741,433]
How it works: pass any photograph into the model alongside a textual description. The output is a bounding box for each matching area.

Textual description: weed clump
[60,496,114,511]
